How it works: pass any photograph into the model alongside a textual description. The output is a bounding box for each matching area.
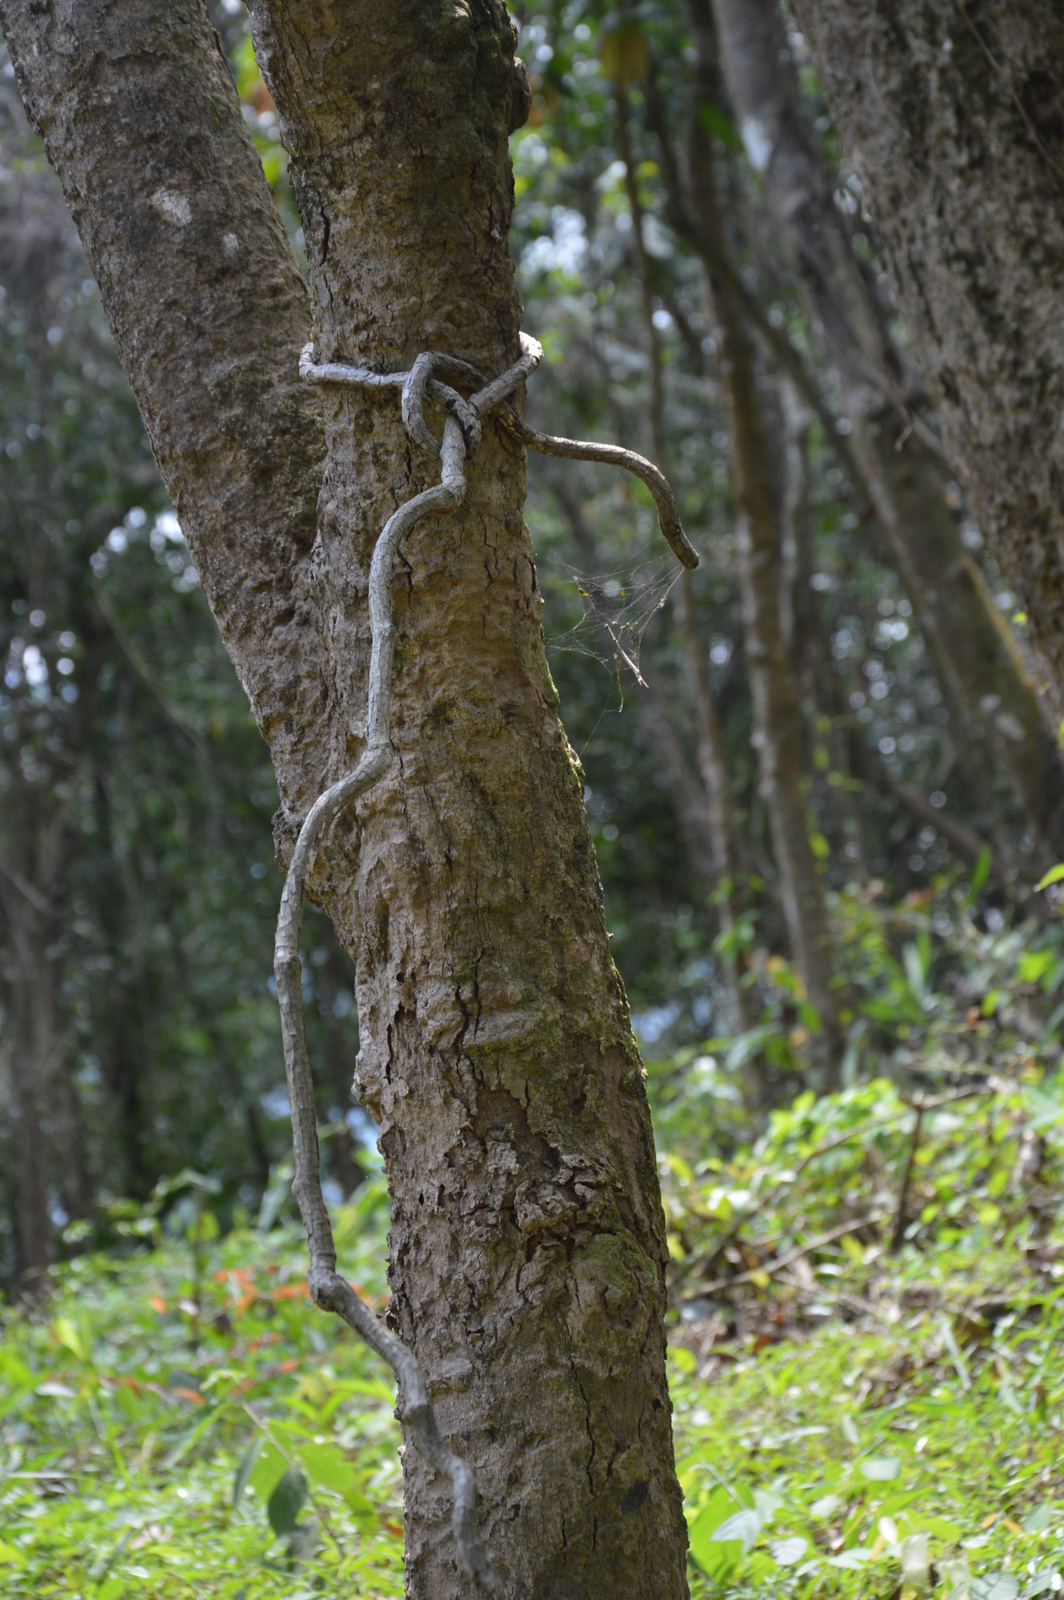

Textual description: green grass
[674,1254,1064,1599]
[3,1095,1064,1599]
[0,1184,405,1599]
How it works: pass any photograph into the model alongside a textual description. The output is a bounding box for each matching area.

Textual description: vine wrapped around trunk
[0,1,695,1593]
[277,331,695,1583]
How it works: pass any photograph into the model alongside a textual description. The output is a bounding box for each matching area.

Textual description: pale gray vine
[274,331,697,1588]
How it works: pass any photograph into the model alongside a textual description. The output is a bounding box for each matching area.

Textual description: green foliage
[673,1250,1064,1600]
[646,949,1064,1598]
[0,1185,404,1597]
[6,1085,1064,1597]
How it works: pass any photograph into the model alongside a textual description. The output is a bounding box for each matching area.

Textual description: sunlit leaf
[52,1315,89,1363]
[901,1531,931,1591]
[826,1547,875,1568]
[970,1575,1020,1600]
[1022,1569,1061,1598]
[298,1442,376,1523]
[859,1456,900,1481]
[688,1487,744,1577]
[769,1535,808,1565]
[711,1507,764,1552]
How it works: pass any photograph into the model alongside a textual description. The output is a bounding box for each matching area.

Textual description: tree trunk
[0,739,84,1276]
[685,0,845,1087]
[712,0,1064,864]
[785,0,1064,722]
[613,87,760,1078]
[0,669,101,1271]
[674,575,761,1060]
[316,930,368,1201]
[1,878,57,1278]
[0,3,690,1594]
[548,470,757,1062]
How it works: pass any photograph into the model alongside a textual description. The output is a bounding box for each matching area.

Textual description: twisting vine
[274,330,698,1589]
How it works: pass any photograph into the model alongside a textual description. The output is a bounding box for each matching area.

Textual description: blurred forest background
[4,4,1064,1595]
[3,0,1062,1278]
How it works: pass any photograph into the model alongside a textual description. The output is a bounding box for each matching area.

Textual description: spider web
[543,546,683,702]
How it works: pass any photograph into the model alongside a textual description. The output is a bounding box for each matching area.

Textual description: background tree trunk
[547,473,720,892]
[685,0,845,1086]
[712,0,1064,864]
[0,2,690,1594]
[1,876,56,1278]
[613,97,758,1076]
[786,0,1064,715]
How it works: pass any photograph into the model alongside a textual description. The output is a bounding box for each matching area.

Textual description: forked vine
[274,330,698,1588]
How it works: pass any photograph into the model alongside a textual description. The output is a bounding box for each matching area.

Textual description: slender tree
[612,69,760,1083]
[786,0,1064,717]
[680,0,846,1086]
[0,3,690,1594]
[0,136,128,1274]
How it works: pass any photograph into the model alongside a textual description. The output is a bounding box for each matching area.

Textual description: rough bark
[712,0,1064,862]
[685,0,845,1086]
[0,3,689,1595]
[786,0,1064,718]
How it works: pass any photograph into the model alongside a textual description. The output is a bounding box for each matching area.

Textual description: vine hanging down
[274,330,697,1587]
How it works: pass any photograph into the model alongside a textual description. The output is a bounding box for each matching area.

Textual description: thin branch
[890,1104,924,1253]
[0,856,51,916]
[501,410,699,569]
[93,583,208,756]
[683,1210,892,1303]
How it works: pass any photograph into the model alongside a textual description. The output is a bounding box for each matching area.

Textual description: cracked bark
[0,1,689,1594]
[786,0,1064,717]
[712,0,1064,862]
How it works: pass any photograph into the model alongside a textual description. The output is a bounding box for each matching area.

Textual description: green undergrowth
[675,1255,1064,1600]
[0,1182,405,1599]
[4,1071,1064,1598]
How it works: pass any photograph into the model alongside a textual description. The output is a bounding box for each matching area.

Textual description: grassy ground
[0,1185,405,1599]
[676,1248,1064,1600]
[3,1078,1064,1599]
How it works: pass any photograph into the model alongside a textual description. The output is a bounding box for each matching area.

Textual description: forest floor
[2,1065,1063,1599]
